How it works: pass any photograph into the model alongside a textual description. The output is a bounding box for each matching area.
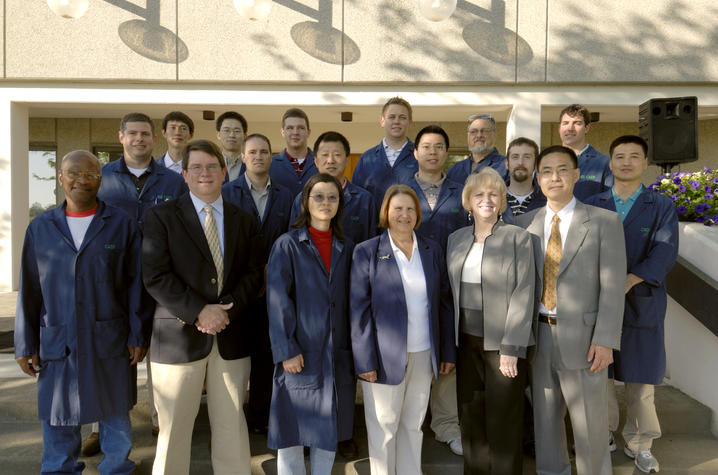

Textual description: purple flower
[704,166,711,173]
[648,184,656,191]
[697,215,707,223]
[670,194,678,201]
[705,185,712,193]
[713,176,718,185]
[673,177,683,185]
[705,193,715,200]
[676,206,687,215]
[705,221,714,227]
[713,215,718,222]
[696,203,709,213]
[690,180,701,190]
[679,185,687,193]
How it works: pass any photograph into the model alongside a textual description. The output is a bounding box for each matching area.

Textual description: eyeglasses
[538,167,576,179]
[220,128,244,136]
[418,143,446,152]
[468,128,494,136]
[187,164,222,174]
[62,170,100,180]
[309,194,339,203]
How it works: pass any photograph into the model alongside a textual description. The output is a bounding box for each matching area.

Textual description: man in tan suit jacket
[516,145,626,475]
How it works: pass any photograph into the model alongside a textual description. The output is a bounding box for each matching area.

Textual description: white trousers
[151,340,251,475]
[361,350,433,475]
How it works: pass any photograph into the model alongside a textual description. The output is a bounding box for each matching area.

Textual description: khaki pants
[151,340,251,475]
[607,379,662,452]
[429,368,461,443]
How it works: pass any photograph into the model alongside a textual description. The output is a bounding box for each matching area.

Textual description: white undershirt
[461,242,483,284]
[126,165,149,177]
[66,215,94,249]
[388,232,431,353]
[383,138,408,167]
[508,190,532,204]
[538,197,577,315]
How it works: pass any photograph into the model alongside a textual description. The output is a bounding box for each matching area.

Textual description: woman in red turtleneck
[266,173,356,475]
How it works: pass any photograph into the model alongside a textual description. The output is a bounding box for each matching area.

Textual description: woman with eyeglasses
[266,173,355,475]
[446,167,535,474]
[350,184,455,475]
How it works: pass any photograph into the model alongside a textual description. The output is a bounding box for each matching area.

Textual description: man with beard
[447,113,508,186]
[502,137,546,223]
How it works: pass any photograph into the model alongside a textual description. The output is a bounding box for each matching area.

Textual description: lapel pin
[379,254,391,260]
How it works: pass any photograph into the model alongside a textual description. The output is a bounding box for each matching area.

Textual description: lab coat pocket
[39,324,68,361]
[624,295,657,329]
[93,318,129,358]
[284,350,323,390]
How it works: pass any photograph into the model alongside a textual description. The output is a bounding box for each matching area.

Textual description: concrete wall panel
[343,0,519,83]
[546,0,718,82]
[6,0,177,80]
[177,0,341,82]
[516,0,547,82]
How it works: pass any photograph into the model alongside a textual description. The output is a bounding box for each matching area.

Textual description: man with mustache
[447,113,508,186]
[503,137,546,222]
[558,104,613,201]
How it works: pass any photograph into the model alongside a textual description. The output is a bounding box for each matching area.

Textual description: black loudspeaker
[638,96,698,166]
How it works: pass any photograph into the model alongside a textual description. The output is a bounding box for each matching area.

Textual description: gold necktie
[203,205,223,296]
[542,215,561,311]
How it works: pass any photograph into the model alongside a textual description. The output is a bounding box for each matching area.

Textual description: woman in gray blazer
[446,167,535,474]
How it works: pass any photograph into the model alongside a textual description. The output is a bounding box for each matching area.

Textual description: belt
[539,313,557,325]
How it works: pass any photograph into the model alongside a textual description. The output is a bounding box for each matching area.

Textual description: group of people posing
[15,98,679,475]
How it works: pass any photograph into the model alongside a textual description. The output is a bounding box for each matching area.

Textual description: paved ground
[2,291,718,474]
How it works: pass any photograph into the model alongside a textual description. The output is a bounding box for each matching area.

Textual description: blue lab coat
[407,177,469,252]
[352,141,417,210]
[14,201,151,425]
[585,187,678,384]
[269,149,318,196]
[222,175,294,259]
[266,228,355,451]
[97,157,186,230]
[350,230,456,385]
[574,145,613,202]
[446,148,509,185]
[289,180,378,245]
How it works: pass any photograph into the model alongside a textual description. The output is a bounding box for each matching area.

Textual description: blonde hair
[461,168,508,215]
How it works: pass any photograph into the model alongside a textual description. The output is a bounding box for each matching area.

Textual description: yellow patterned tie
[541,215,561,311]
[203,205,223,296]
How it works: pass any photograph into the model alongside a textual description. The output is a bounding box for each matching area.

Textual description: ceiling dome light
[47,0,89,19]
[418,0,457,22]
[234,0,272,22]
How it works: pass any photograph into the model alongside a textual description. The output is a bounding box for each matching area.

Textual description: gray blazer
[446,220,535,358]
[516,201,627,369]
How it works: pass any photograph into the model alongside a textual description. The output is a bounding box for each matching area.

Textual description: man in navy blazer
[585,135,678,473]
[143,139,264,474]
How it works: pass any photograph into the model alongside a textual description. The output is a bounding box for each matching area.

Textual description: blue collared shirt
[611,185,643,222]
[189,191,225,255]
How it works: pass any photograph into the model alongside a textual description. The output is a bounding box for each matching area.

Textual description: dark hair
[216,111,248,133]
[536,145,578,169]
[181,139,226,170]
[559,104,591,124]
[292,173,344,239]
[414,124,450,150]
[121,112,154,134]
[379,185,422,229]
[381,97,413,120]
[243,133,272,153]
[609,135,648,158]
[282,108,310,130]
[507,137,539,158]
[313,131,350,156]
[162,111,194,135]
[467,113,496,130]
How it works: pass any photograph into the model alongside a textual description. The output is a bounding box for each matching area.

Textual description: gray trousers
[532,322,612,475]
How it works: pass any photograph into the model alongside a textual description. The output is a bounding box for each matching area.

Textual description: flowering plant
[648,166,718,226]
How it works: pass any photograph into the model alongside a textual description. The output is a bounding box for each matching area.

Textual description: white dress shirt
[189,191,225,256]
[539,197,577,315]
[245,174,271,220]
[383,138,409,167]
[388,231,431,353]
[162,151,182,174]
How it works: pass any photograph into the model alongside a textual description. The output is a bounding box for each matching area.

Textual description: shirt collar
[382,137,409,153]
[577,144,590,157]
[244,174,271,192]
[414,172,446,189]
[189,191,223,216]
[163,151,180,168]
[546,197,577,221]
[388,230,418,254]
[611,184,643,203]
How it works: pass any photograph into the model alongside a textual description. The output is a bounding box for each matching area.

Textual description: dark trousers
[246,300,273,430]
[457,333,526,475]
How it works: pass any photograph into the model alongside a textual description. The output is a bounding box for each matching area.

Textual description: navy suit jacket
[350,231,455,385]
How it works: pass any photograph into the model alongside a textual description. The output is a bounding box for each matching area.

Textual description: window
[29,145,58,220]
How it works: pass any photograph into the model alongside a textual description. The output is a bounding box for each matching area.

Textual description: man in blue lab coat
[446,113,508,186]
[269,108,318,195]
[585,135,678,474]
[353,97,417,210]
[15,150,151,474]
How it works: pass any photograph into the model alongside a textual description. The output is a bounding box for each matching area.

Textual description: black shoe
[338,439,359,459]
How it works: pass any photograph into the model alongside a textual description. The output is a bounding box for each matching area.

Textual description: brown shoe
[338,439,359,459]
[151,425,159,437]
[81,431,102,457]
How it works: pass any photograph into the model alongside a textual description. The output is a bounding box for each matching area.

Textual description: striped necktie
[203,205,223,296]
[541,214,561,311]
